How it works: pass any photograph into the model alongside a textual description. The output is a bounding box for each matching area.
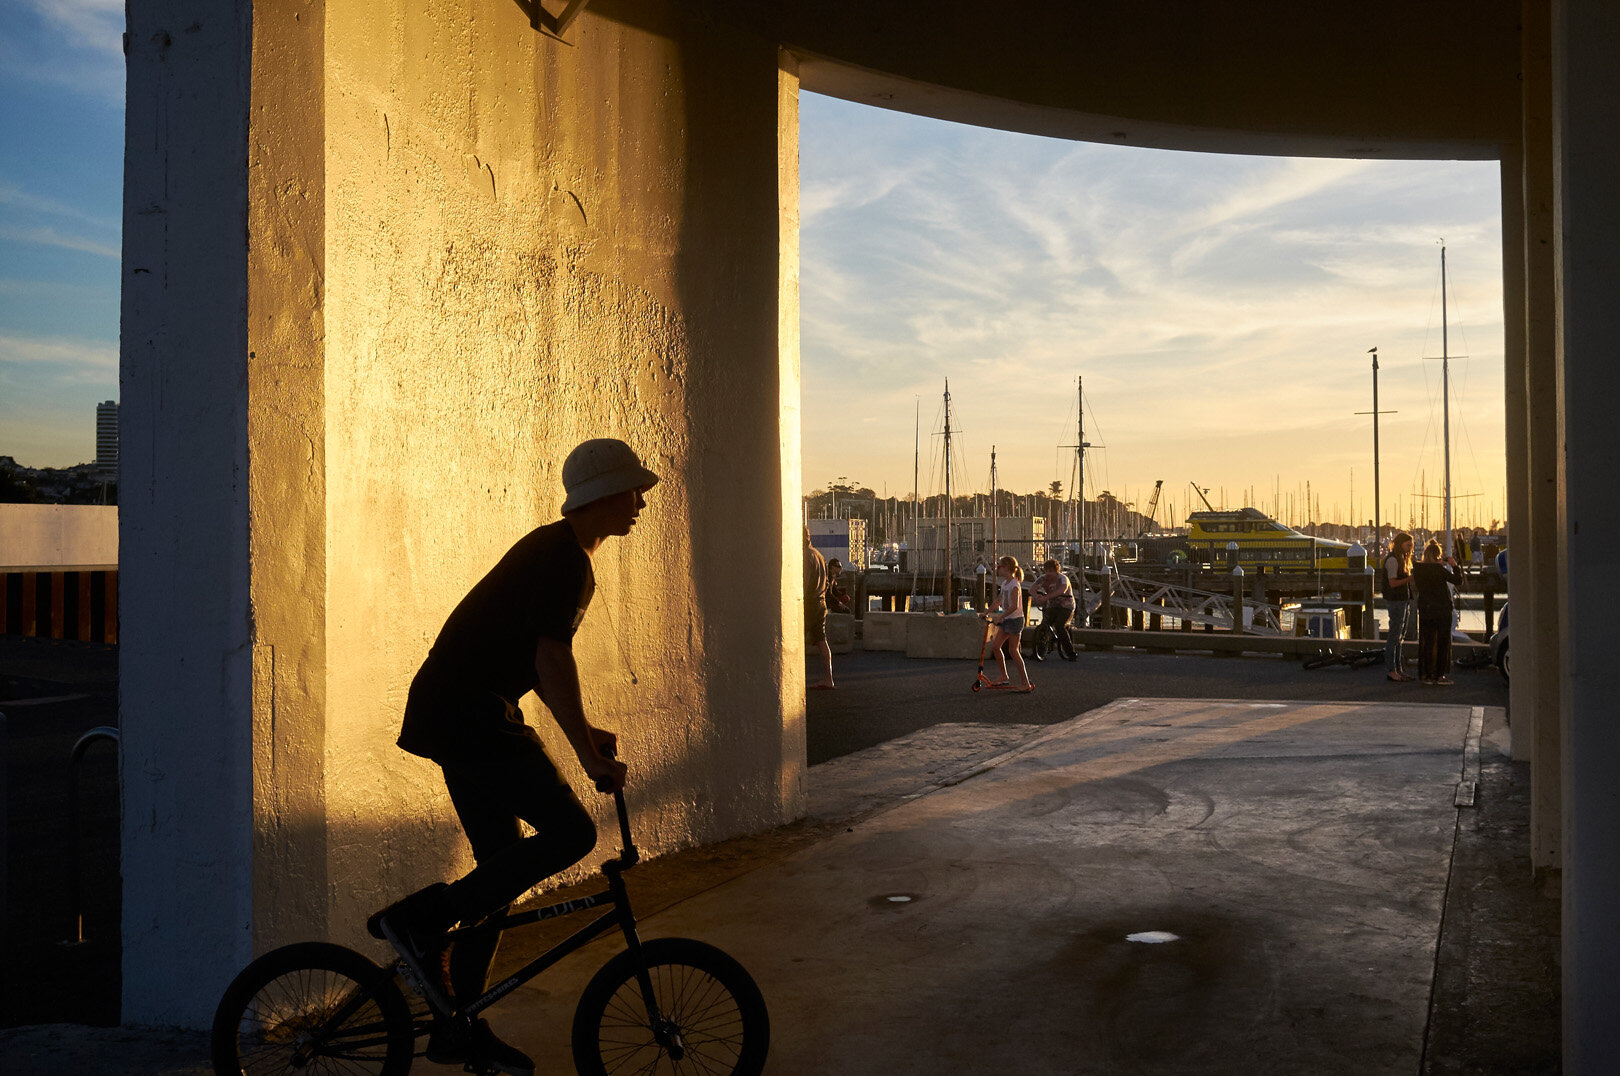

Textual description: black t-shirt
[398,519,594,761]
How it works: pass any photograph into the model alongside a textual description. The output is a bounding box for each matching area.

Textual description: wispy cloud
[0,180,120,230]
[0,331,118,374]
[799,93,1506,525]
[19,0,123,56]
[0,221,120,258]
[0,0,125,103]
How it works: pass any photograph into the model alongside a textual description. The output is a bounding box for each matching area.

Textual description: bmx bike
[211,761,769,1075]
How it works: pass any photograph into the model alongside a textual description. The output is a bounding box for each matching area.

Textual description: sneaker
[367,883,453,1009]
[1436,677,1455,686]
[427,1017,535,1076]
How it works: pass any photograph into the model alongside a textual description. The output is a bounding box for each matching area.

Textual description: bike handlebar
[593,744,639,868]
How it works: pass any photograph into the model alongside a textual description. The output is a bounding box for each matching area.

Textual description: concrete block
[826,613,855,654]
[862,611,910,651]
[905,613,991,660]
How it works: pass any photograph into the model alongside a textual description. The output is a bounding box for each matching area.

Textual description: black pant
[1417,610,1452,681]
[439,739,597,1002]
[1043,604,1076,658]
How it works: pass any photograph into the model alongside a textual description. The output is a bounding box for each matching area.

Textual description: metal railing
[1082,568,1286,634]
[66,725,120,944]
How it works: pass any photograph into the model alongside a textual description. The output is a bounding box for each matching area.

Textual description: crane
[1142,479,1164,533]
[1190,482,1218,513]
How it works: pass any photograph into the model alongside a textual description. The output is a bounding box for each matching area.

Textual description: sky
[799,93,1507,533]
[0,7,1508,532]
[0,0,123,469]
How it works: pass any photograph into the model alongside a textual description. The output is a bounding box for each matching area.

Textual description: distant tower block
[95,400,119,474]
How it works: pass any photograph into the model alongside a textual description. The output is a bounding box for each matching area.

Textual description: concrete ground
[0,641,1556,1074]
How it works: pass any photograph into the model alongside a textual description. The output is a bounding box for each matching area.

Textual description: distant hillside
[0,457,117,505]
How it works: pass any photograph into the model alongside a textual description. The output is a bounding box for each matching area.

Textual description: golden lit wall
[273,0,805,951]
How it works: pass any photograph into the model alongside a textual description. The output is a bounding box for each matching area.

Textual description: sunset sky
[1,5,1508,532]
[798,93,1507,532]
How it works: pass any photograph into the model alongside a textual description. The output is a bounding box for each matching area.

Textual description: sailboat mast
[910,397,920,597]
[943,379,954,610]
[1441,245,1454,557]
[1076,376,1086,563]
[1371,348,1381,556]
[991,446,999,565]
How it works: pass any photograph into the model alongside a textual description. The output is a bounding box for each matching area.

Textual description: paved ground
[0,637,1555,1074]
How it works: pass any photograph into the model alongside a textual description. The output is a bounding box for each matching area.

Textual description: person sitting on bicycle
[1030,558,1078,660]
[370,438,655,1076]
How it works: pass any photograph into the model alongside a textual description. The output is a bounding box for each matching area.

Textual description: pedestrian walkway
[500,697,1483,1074]
[3,693,1534,1075]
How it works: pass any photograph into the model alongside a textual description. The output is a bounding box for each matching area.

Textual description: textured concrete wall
[0,505,118,569]
[121,1,255,1027]
[122,0,803,1027]
[1553,1,1620,1066]
[314,0,806,950]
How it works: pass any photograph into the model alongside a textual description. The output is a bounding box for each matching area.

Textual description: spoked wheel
[1302,649,1335,670]
[573,937,769,1076]
[211,941,415,1076]
[1033,626,1054,661]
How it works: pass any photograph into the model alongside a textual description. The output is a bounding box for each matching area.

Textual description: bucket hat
[561,438,660,513]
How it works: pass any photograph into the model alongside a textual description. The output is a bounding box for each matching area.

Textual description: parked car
[1489,601,1509,684]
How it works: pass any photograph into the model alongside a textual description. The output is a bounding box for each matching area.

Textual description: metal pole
[1441,245,1454,557]
[1356,347,1395,559]
[1077,376,1086,568]
[1372,347,1381,556]
[943,379,953,610]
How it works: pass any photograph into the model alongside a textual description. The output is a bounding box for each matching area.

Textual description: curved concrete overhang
[692,0,1521,159]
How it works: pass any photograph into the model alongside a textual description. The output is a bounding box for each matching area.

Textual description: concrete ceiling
[693,0,1522,160]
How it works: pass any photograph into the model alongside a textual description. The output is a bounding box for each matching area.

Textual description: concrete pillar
[120,1,256,1028]
[1517,2,1564,872]
[122,0,804,1027]
[1553,0,1620,1067]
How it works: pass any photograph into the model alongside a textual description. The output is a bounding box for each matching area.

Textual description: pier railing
[1088,568,1285,634]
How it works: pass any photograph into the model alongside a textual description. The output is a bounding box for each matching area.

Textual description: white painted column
[1553,0,1620,1069]
[120,1,256,1027]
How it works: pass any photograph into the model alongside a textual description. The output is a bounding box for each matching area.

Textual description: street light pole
[1355,347,1395,558]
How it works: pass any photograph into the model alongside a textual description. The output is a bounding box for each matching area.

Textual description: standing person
[984,555,1034,692]
[824,557,852,615]
[368,437,656,1076]
[805,529,835,689]
[1382,532,1417,682]
[1412,539,1463,686]
[1030,557,1078,661]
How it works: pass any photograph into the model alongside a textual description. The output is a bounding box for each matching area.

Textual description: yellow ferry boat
[1185,507,1354,571]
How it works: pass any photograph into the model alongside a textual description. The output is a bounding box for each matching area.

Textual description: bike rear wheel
[1033,625,1054,661]
[211,941,415,1076]
[572,937,769,1076]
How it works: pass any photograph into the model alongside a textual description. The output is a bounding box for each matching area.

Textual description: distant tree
[0,469,46,504]
[1048,480,1063,499]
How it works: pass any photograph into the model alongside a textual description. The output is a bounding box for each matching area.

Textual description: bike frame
[401,786,671,1042]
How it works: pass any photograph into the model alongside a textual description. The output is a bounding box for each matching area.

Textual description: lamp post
[1355,347,1395,557]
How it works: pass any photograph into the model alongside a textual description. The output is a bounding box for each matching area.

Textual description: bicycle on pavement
[211,754,770,1076]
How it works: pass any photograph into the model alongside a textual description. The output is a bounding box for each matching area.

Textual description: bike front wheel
[211,941,415,1076]
[572,937,770,1076]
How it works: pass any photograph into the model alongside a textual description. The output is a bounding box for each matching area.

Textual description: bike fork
[607,867,689,1061]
